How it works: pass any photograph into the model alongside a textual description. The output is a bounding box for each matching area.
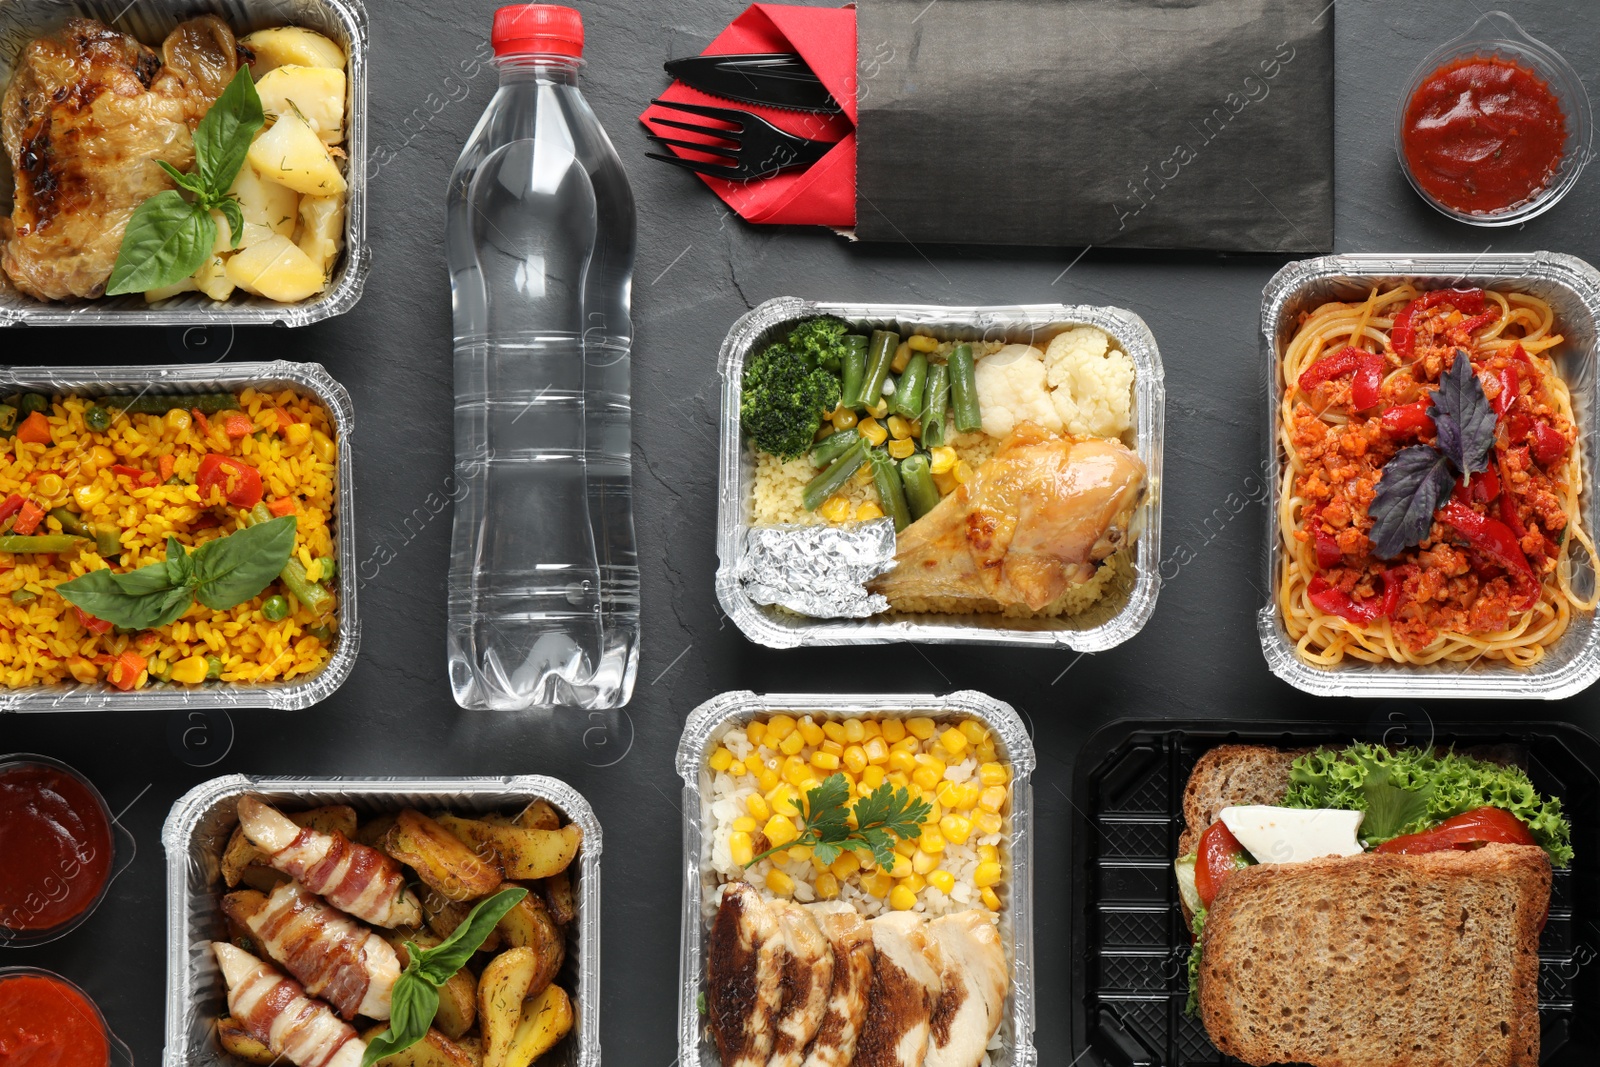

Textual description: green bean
[0,534,85,554]
[241,504,335,616]
[900,454,940,520]
[840,345,868,409]
[319,556,338,581]
[859,330,899,407]
[84,406,111,432]
[948,344,982,433]
[205,656,225,680]
[18,394,48,417]
[0,405,16,434]
[93,526,122,559]
[921,364,950,448]
[810,427,862,469]
[893,354,927,419]
[47,508,90,537]
[10,588,37,605]
[869,449,910,532]
[99,392,237,415]
[802,440,869,511]
[845,334,870,353]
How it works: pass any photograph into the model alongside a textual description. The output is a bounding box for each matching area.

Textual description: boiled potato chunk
[504,985,573,1067]
[384,809,502,901]
[256,65,346,145]
[478,948,539,1067]
[194,254,237,302]
[218,1016,277,1066]
[143,276,198,303]
[225,235,326,302]
[243,27,346,76]
[229,165,299,238]
[359,1026,475,1067]
[209,210,276,254]
[298,195,344,273]
[249,112,346,196]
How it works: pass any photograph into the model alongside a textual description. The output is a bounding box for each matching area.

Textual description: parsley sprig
[746,772,933,869]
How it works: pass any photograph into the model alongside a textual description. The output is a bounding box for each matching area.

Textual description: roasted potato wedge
[236,866,289,894]
[217,1016,276,1066]
[356,811,400,847]
[436,816,582,881]
[360,1026,475,1067]
[423,894,503,953]
[540,869,576,927]
[385,810,502,901]
[221,805,358,887]
[477,948,539,1067]
[220,889,267,945]
[496,895,564,999]
[512,801,560,831]
[457,1036,484,1067]
[386,931,478,1039]
[504,984,573,1067]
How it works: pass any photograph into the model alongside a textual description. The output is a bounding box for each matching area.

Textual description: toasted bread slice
[1177,745,1305,857]
[1198,843,1549,1067]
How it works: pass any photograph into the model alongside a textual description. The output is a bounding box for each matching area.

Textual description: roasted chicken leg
[870,424,1147,612]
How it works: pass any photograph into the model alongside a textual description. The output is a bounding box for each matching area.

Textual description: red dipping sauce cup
[1395,10,1593,226]
[0,755,130,948]
[0,967,130,1067]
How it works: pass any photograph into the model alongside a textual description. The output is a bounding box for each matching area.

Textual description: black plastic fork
[645,98,836,182]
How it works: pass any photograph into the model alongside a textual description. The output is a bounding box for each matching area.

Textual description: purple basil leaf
[1428,350,1496,477]
[1370,445,1455,558]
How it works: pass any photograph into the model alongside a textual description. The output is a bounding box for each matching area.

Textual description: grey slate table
[7,0,1600,1063]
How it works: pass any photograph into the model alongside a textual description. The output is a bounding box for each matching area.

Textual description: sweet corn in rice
[707,713,1013,919]
[0,388,340,690]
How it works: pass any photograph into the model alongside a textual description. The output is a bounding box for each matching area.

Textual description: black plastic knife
[664,53,842,115]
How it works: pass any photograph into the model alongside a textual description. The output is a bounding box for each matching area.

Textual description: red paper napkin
[639,3,857,228]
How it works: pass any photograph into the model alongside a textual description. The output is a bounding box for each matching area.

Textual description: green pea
[307,624,333,642]
[18,393,48,417]
[85,407,111,432]
[205,656,224,680]
[261,595,290,622]
[10,588,37,605]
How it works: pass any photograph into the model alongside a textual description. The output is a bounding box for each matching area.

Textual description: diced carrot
[191,409,210,434]
[12,501,44,535]
[0,495,23,523]
[266,497,298,517]
[223,412,255,439]
[74,606,113,635]
[274,409,298,431]
[16,411,51,444]
[158,454,175,482]
[108,651,147,691]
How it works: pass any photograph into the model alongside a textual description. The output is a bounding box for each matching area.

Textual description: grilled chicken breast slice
[707,881,787,1067]
[923,912,1009,1067]
[798,903,876,1067]
[853,912,943,1067]
[245,881,401,1020]
[766,901,835,1067]
[212,942,365,1067]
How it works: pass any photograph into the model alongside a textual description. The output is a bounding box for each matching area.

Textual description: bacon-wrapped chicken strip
[243,881,401,1020]
[212,942,365,1067]
[237,796,421,928]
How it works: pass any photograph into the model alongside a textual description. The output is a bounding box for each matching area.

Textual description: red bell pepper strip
[1449,309,1500,344]
[11,500,44,536]
[1439,500,1540,610]
[1309,575,1381,623]
[1380,398,1435,437]
[112,464,153,485]
[1498,453,1528,540]
[1378,567,1407,619]
[0,494,24,525]
[1453,465,1500,507]
[197,454,263,508]
[74,606,113,635]
[1298,346,1386,409]
[1492,362,1519,418]
[1531,422,1568,467]
[1391,288,1487,360]
[1313,525,1343,569]
[191,408,210,435]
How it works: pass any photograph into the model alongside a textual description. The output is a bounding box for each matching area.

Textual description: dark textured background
[7,0,1600,1063]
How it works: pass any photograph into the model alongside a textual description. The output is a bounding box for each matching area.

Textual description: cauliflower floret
[973,344,1063,437]
[1044,326,1135,438]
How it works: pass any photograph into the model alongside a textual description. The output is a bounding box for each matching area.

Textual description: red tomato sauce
[0,973,109,1067]
[1402,55,1567,214]
[0,763,113,934]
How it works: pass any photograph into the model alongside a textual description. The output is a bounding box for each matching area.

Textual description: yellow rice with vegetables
[0,388,339,690]
[707,712,1013,918]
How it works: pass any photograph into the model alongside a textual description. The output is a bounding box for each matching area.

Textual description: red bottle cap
[492,5,584,58]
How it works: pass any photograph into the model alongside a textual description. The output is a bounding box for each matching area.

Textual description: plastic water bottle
[446,4,639,710]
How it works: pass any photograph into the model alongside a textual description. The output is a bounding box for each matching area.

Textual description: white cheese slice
[1218,805,1365,865]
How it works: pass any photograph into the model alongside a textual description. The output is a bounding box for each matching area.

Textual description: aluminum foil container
[717,298,1166,649]
[163,774,602,1067]
[676,690,1038,1067]
[0,360,358,712]
[0,0,369,326]
[1259,252,1600,698]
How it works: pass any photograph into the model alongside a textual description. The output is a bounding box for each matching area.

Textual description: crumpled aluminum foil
[738,520,897,618]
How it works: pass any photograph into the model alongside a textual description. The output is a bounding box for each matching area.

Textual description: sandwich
[1174,742,1572,1067]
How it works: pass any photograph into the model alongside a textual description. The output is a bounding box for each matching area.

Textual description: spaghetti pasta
[1277,284,1597,668]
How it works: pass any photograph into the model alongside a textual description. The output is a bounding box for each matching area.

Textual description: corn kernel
[904,873,926,893]
[780,755,808,785]
[906,716,936,740]
[768,784,800,816]
[799,778,821,797]
[976,740,999,764]
[882,719,907,743]
[709,747,733,772]
[940,815,974,845]
[891,342,913,373]
[912,767,942,792]
[915,752,947,776]
[928,870,956,895]
[981,887,1002,911]
[862,720,882,738]
[887,438,915,460]
[843,745,868,774]
[766,714,796,742]
[938,728,969,757]
[727,760,746,776]
[862,870,893,897]
[831,851,862,879]
[932,469,959,496]
[974,861,1003,888]
[960,721,988,745]
[732,816,757,833]
[979,762,1009,786]
[889,885,917,911]
[729,831,753,866]
[170,654,209,685]
[788,845,813,863]
[831,407,858,430]
[977,844,999,863]
[861,765,886,789]
[892,736,920,754]
[163,407,191,433]
[863,738,889,765]
[929,446,958,475]
[906,334,939,353]
[887,772,910,790]
[284,422,312,447]
[936,781,962,808]
[35,473,64,499]
[894,839,917,860]
[73,484,107,511]
[799,719,825,746]
[887,853,912,877]
[779,730,806,756]
[887,414,913,440]
[763,815,799,849]
[921,799,943,824]
[888,751,917,774]
[822,720,848,743]
[956,785,982,811]
[89,445,115,470]
[310,430,335,465]
[912,849,939,875]
[810,751,841,771]
[821,739,844,757]
[812,854,830,872]
[746,721,766,745]
[919,829,946,854]
[954,460,973,484]
[67,657,100,684]
[975,810,1003,835]
[854,502,884,521]
[756,767,781,793]
[909,418,923,438]
[859,417,888,446]
[767,869,796,896]
[979,785,1008,813]
[815,872,840,900]
[854,464,873,487]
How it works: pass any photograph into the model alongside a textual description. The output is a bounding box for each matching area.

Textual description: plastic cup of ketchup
[1396,10,1593,225]
[0,755,130,948]
[0,967,130,1067]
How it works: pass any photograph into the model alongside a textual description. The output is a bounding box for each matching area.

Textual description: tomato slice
[1195,820,1250,909]
[1374,806,1537,856]
[197,454,263,508]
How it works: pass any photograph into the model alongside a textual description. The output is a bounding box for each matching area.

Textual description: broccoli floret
[741,340,842,459]
[785,315,852,373]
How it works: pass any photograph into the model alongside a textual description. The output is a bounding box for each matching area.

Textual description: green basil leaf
[56,563,194,630]
[157,160,209,198]
[194,67,265,199]
[217,198,246,250]
[192,516,297,610]
[412,887,529,985]
[105,192,217,295]
[166,536,197,589]
[359,969,438,1067]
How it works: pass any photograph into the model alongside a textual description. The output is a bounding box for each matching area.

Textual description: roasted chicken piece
[923,912,1008,1067]
[707,881,787,1067]
[870,424,1147,612]
[799,903,877,1067]
[1,16,239,300]
[244,881,402,1020]
[854,913,943,1067]
[237,796,422,928]
[212,942,365,1067]
[767,901,835,1067]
